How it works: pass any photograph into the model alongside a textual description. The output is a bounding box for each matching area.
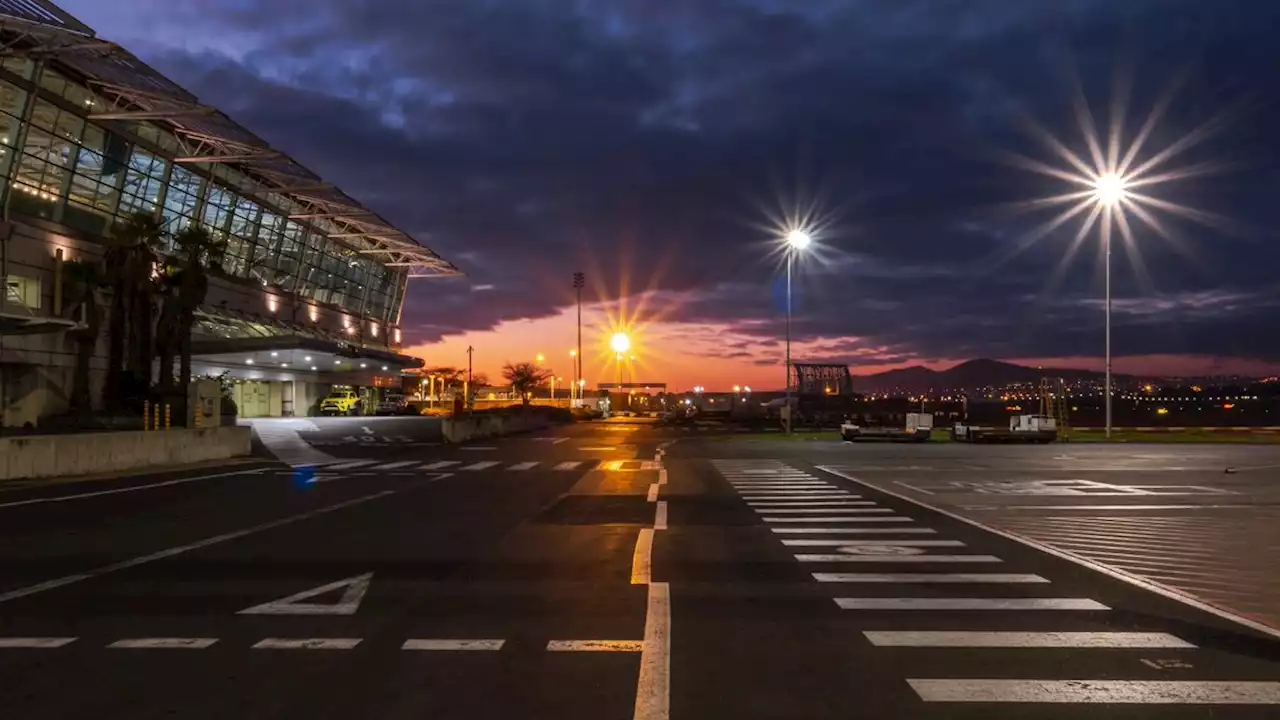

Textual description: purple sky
[51,0,1280,383]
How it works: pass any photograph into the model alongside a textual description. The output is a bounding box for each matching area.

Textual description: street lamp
[783,229,812,434]
[1092,173,1130,439]
[610,332,630,389]
[569,350,578,402]
[535,353,545,364]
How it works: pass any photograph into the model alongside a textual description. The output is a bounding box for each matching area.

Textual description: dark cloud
[59,0,1280,366]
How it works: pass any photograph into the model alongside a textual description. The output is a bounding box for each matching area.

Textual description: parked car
[374,393,411,415]
[320,389,362,416]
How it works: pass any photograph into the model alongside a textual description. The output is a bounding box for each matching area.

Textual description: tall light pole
[783,229,812,435]
[610,332,630,411]
[573,272,584,402]
[1093,173,1128,440]
[569,349,578,402]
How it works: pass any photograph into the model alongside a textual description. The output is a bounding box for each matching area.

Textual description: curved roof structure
[0,1,459,278]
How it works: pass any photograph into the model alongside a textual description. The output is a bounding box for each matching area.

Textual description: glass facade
[0,59,405,326]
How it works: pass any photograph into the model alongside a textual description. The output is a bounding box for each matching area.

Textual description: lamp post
[783,229,812,435]
[573,271,584,404]
[1092,174,1128,440]
[569,349,578,402]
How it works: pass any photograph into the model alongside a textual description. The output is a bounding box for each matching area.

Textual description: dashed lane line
[402,639,504,651]
[796,554,1002,563]
[773,528,937,535]
[0,637,76,648]
[834,597,1109,611]
[461,461,501,471]
[547,640,644,652]
[906,679,1280,704]
[107,638,218,649]
[252,638,362,650]
[766,516,912,523]
[813,573,1049,583]
[781,539,965,547]
[864,631,1195,648]
[631,528,654,585]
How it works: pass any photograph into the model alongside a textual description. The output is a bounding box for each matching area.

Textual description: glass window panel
[202,184,232,230]
[0,80,27,120]
[36,68,68,98]
[1,57,33,80]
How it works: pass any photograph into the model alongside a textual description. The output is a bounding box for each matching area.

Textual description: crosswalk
[711,459,1280,708]
[298,459,600,473]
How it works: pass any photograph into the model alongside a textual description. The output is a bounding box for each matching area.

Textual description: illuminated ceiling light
[381,366,388,371]
[311,366,318,371]
[271,351,279,357]
[245,359,254,365]
[360,363,368,368]
[304,356,312,362]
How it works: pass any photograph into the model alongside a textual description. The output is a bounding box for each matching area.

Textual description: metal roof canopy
[0,2,460,280]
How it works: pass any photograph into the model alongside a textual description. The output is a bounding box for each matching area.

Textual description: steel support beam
[174,152,282,164]
[289,212,374,220]
[90,106,217,121]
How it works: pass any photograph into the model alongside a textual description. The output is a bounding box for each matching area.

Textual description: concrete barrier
[441,411,552,443]
[0,426,252,481]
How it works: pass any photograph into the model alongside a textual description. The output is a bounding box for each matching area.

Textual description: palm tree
[170,225,227,397]
[103,211,165,410]
[502,361,552,407]
[61,259,104,416]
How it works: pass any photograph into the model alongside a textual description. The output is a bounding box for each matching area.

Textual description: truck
[952,414,1058,443]
[841,412,934,442]
[320,388,362,416]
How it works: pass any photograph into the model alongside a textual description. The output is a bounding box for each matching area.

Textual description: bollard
[143,400,151,431]
[164,403,171,430]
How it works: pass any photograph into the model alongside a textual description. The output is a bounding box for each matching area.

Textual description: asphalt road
[3,421,1280,718]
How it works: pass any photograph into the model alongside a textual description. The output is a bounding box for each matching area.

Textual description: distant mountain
[850,359,1107,394]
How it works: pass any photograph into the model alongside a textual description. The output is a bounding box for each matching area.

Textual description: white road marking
[461,461,501,471]
[0,637,76,648]
[631,528,654,585]
[108,637,218,649]
[815,573,1048,583]
[554,461,583,471]
[420,461,460,470]
[865,631,1195,648]
[238,573,372,616]
[547,640,644,652]
[459,446,497,451]
[374,461,421,470]
[655,501,668,530]
[782,539,965,547]
[767,516,910,523]
[0,490,398,605]
[835,597,1109,610]
[752,504,885,509]
[658,468,668,485]
[751,503,877,510]
[253,638,362,650]
[817,465,1280,642]
[402,639,505,651]
[323,460,379,470]
[580,447,616,451]
[0,468,267,509]
[907,679,1280,704]
[774,528,936,535]
[647,484,659,502]
[742,489,860,497]
[633,581,670,720]
[797,554,1002,563]
[508,462,539,471]
[748,501,871,507]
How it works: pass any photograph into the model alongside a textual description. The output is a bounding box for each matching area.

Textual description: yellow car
[320,389,362,416]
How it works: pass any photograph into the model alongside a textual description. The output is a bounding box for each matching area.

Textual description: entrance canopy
[0,311,77,336]
[190,335,423,374]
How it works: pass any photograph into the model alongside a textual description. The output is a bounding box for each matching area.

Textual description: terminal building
[0,2,457,425]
